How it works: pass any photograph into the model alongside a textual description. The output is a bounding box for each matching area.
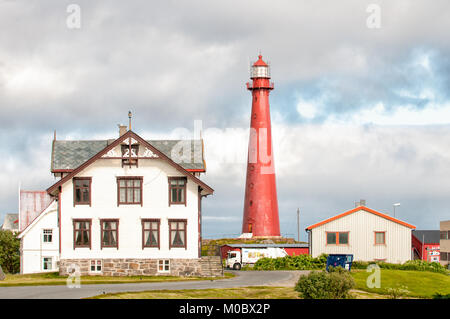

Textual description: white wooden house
[17,200,59,274]
[18,126,218,276]
[306,204,416,264]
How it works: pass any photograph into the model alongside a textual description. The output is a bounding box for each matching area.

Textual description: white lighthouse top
[250,55,271,79]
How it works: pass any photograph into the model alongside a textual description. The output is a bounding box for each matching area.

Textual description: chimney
[355,199,366,207]
[118,124,127,137]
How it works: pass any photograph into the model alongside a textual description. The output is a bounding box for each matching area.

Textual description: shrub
[253,254,328,270]
[0,230,20,274]
[433,293,450,299]
[295,267,355,299]
[352,259,448,274]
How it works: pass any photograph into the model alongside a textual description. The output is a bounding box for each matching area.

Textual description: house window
[43,257,52,270]
[117,177,143,205]
[101,220,118,248]
[73,177,92,206]
[90,260,102,273]
[441,252,448,261]
[326,232,349,245]
[158,260,170,273]
[142,219,160,248]
[43,229,53,243]
[73,219,91,249]
[339,232,349,245]
[375,232,386,245]
[441,231,449,240]
[327,232,337,245]
[169,219,187,249]
[169,177,187,205]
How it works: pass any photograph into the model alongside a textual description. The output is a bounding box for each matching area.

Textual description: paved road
[0,271,309,299]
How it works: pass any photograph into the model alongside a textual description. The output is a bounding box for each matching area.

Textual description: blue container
[326,254,354,272]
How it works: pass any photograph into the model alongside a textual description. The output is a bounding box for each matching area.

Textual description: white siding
[60,157,200,260]
[310,209,412,263]
[20,202,59,274]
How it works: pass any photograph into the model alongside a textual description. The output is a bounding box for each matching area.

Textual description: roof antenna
[128,111,132,131]
[53,130,56,141]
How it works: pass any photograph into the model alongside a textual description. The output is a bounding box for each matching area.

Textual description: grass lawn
[351,269,450,298]
[0,272,234,287]
[89,286,301,299]
[89,286,390,299]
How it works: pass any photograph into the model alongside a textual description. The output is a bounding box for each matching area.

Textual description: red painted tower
[241,55,280,237]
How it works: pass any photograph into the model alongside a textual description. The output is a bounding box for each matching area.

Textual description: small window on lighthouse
[248,224,253,233]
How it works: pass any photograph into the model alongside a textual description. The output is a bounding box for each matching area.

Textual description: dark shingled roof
[412,230,441,244]
[51,139,205,171]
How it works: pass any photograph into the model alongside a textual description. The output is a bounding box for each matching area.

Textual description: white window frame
[157,260,170,273]
[89,260,102,274]
[42,257,52,270]
[43,229,53,243]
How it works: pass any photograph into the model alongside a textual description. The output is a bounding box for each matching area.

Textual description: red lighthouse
[241,55,280,238]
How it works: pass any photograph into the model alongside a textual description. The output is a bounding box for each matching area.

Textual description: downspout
[58,189,62,255]
[40,227,42,271]
[306,229,312,256]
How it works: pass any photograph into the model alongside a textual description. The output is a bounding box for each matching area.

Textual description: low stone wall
[59,256,223,277]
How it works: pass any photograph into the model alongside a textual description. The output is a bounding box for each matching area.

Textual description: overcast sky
[1,0,450,240]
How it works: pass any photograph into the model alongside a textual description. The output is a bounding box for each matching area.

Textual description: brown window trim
[100,219,119,249]
[73,177,92,207]
[116,176,143,206]
[142,219,160,249]
[73,219,92,249]
[374,231,386,245]
[168,177,187,206]
[168,219,187,249]
[326,231,349,246]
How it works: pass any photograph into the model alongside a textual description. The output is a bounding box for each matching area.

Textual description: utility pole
[297,208,300,242]
[393,203,401,218]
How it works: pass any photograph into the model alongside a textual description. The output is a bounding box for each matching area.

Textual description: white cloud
[326,101,450,126]
[2,60,76,98]
[296,98,318,119]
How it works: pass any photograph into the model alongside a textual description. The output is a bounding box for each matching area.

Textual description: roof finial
[128,111,132,131]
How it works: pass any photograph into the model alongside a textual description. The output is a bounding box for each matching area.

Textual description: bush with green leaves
[253,254,328,270]
[295,267,355,299]
[0,230,20,274]
[352,259,448,274]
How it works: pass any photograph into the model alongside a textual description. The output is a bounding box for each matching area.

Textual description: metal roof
[306,206,416,230]
[52,139,205,171]
[1,213,18,231]
[412,230,441,244]
[19,191,53,231]
[224,243,309,248]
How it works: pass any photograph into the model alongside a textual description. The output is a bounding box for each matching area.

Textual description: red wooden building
[412,230,440,262]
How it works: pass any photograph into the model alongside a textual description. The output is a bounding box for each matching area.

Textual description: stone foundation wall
[59,256,223,277]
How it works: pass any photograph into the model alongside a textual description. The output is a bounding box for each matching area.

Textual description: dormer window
[121,143,139,167]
